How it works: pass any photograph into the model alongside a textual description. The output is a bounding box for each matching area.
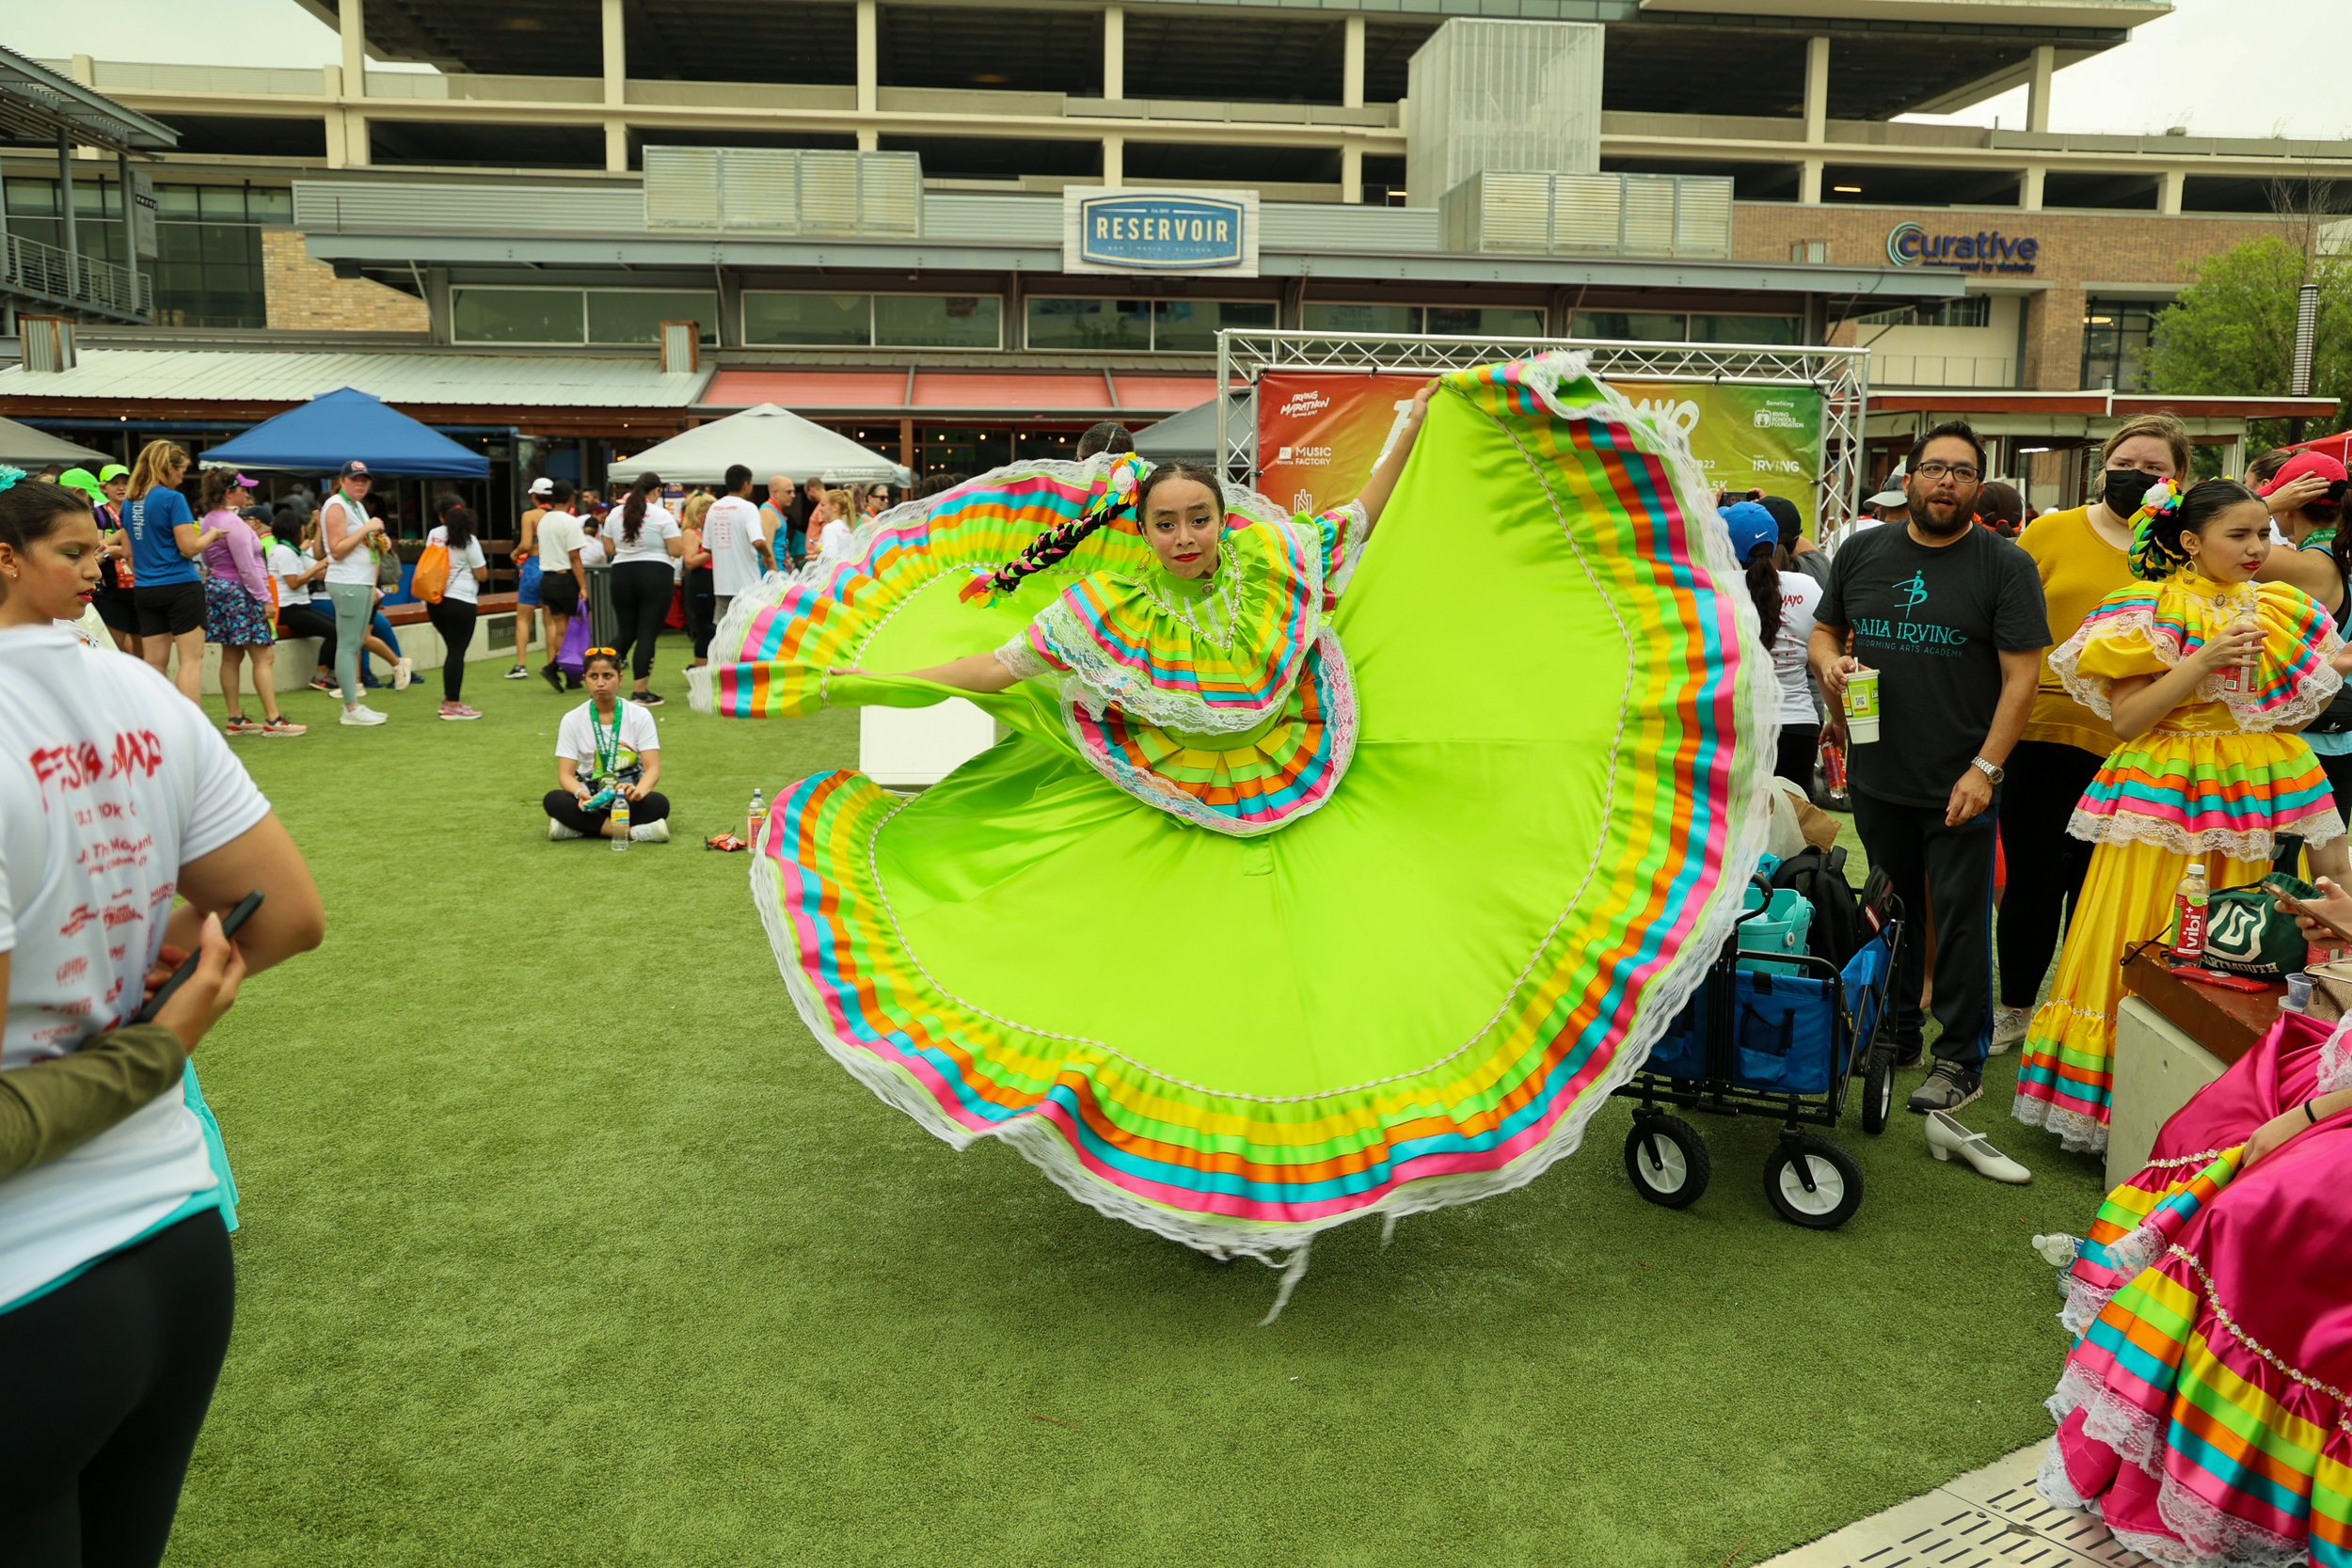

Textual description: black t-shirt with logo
[1819,522,2049,809]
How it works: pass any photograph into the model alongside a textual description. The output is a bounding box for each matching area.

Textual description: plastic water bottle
[2172,860,2209,959]
[611,789,632,852]
[747,786,767,847]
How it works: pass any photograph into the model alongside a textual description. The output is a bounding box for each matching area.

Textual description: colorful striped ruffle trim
[1065,626,1356,837]
[2070,733,2344,856]
[2017,996,2118,1153]
[2044,1244,2352,1568]
[2057,582,2345,730]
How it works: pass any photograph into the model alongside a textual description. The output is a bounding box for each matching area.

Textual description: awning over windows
[703,368,1217,417]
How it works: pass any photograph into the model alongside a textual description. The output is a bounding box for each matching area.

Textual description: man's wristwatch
[1971,756,2006,785]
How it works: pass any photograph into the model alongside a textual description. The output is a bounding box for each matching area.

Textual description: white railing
[1440,170,1735,259]
[1,232,152,319]
[1869,353,2017,389]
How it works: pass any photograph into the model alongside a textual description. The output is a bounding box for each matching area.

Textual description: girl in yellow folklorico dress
[2015,478,2352,1154]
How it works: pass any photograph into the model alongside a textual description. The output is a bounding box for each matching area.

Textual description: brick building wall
[1735,205,2297,390]
[262,229,429,334]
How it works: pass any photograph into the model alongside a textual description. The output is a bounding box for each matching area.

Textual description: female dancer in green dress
[698,355,1776,1288]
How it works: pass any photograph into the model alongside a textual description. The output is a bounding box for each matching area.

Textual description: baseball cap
[2259,451,2349,497]
[230,472,262,489]
[339,459,371,480]
[1721,500,1778,562]
[57,467,104,502]
[1757,493,1804,546]
[530,477,555,496]
[1866,464,1909,509]
[98,463,129,483]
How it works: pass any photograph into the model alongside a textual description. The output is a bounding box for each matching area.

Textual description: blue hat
[1721,500,1778,562]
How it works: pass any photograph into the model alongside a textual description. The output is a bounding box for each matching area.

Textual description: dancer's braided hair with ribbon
[959,454,1224,607]
[2127,476,2263,581]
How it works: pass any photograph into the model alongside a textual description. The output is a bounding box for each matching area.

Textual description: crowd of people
[13,382,2352,1568]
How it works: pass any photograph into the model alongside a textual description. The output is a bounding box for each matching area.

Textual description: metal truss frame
[1214,329,1873,533]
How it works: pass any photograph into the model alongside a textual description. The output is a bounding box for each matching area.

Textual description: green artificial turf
[170,641,2110,1567]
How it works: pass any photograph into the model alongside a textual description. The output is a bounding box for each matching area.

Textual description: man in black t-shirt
[1812,420,2047,1116]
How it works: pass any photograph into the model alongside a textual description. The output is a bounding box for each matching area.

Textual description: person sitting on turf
[545,650,671,844]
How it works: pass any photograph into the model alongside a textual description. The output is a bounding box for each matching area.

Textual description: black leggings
[1994,738,2105,1009]
[0,1211,233,1568]
[276,601,338,672]
[545,788,671,835]
[1774,724,1820,791]
[683,568,716,660]
[427,597,478,703]
[610,562,674,681]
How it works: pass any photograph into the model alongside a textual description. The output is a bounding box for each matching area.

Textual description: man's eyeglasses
[1914,460,1981,483]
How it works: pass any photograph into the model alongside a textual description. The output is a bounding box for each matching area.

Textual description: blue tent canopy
[202,386,489,478]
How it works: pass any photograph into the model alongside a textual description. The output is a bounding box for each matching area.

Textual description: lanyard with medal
[587,698,628,808]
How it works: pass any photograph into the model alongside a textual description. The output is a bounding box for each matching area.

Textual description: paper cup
[1843,667,1881,744]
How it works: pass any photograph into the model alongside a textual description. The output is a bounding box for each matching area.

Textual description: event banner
[1255,372,1828,534]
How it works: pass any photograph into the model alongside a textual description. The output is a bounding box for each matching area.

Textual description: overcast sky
[15,0,2341,139]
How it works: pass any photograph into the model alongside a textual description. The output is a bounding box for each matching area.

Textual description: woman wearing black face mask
[1995,416,2189,1054]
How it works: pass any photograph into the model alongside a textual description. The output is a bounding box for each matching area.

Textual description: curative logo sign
[1886,220,2039,275]
[1064,187,1260,277]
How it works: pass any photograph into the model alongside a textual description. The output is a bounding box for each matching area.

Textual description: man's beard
[1909,495,1971,537]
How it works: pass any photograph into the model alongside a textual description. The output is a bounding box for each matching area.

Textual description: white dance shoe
[1926,1110,2032,1184]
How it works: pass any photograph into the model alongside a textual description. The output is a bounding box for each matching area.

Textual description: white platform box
[859,700,1003,787]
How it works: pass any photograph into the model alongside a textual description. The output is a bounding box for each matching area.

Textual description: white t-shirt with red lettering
[0,624,270,1308]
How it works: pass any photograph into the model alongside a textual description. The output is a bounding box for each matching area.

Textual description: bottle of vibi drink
[2173,860,2209,959]
[2216,607,2261,698]
[611,788,632,852]
[747,786,767,847]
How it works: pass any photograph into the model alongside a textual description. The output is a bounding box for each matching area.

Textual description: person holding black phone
[0,468,326,1567]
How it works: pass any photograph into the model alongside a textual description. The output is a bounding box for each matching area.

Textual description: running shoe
[549,818,585,840]
[629,819,671,844]
[307,675,337,692]
[223,715,264,736]
[339,705,389,726]
[392,657,415,690]
[636,690,666,707]
[1907,1061,1983,1115]
[541,661,564,693]
[261,717,309,737]
[504,664,531,680]
[439,703,484,721]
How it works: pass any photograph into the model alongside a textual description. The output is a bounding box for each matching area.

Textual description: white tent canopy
[607,404,911,488]
[0,415,108,469]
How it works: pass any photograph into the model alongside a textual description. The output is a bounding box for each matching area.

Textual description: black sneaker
[1887,1040,1926,1071]
[636,689,666,706]
[541,661,564,693]
[1907,1060,1983,1115]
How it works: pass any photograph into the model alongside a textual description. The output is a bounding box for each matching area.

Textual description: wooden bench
[382,592,519,628]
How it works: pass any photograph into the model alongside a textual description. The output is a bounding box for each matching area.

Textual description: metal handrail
[0,231,151,317]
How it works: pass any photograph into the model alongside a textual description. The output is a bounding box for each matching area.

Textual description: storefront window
[1689,314,1803,345]
[453,288,588,344]
[875,294,1003,350]
[742,292,872,347]
[3,177,281,328]
[1304,303,1417,335]
[1573,311,1689,342]
[1426,306,1548,338]
[1026,297,1151,353]
[1148,299,1277,352]
[2082,298,2167,392]
[584,290,719,346]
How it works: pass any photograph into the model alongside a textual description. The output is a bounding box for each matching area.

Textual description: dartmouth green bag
[2195,872,2317,981]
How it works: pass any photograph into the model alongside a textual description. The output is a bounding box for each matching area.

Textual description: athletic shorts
[91,585,137,633]
[540,572,581,617]
[516,555,544,608]
[132,579,206,638]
